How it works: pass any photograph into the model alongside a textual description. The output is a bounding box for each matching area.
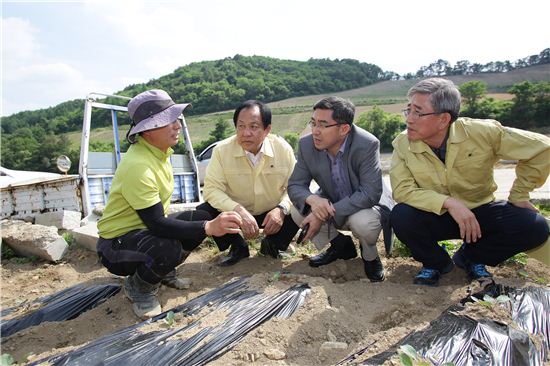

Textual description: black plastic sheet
[1,283,121,337]
[345,285,549,366]
[28,277,310,366]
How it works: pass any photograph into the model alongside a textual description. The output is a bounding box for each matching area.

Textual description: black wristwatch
[276,204,289,215]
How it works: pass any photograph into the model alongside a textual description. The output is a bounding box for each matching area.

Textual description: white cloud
[2,0,549,116]
[1,16,113,115]
[3,17,40,67]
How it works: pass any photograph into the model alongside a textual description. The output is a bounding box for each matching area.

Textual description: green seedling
[504,252,528,266]
[162,311,176,328]
[62,232,75,246]
[247,238,261,251]
[471,294,511,309]
[0,354,15,366]
[518,269,530,279]
[269,271,281,283]
[399,344,418,366]
[398,344,455,366]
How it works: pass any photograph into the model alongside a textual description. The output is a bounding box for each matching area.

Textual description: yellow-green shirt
[98,138,174,238]
[390,118,550,215]
[203,134,296,214]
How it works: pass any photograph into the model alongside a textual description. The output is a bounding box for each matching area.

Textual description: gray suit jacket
[288,125,394,229]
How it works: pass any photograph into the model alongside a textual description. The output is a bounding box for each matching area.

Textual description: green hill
[66,63,550,150]
[2,55,549,173]
[0,56,383,136]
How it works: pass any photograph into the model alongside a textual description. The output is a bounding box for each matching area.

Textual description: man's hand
[205,211,242,237]
[306,195,335,221]
[510,200,539,212]
[234,205,260,239]
[262,207,285,236]
[443,197,481,243]
[299,214,323,243]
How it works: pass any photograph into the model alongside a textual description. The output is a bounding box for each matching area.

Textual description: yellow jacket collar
[230,134,275,158]
[408,118,469,154]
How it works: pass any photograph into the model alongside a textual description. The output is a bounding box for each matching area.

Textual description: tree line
[1,52,548,173]
[382,48,549,80]
[460,80,549,130]
[5,79,546,175]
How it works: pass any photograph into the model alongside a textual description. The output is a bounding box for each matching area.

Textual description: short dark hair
[233,100,272,128]
[313,96,355,125]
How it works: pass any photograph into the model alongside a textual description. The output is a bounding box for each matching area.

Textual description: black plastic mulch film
[0,283,121,338]
[23,277,310,366]
[339,283,549,366]
[3,278,548,365]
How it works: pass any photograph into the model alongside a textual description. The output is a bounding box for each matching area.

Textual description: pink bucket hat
[126,89,190,143]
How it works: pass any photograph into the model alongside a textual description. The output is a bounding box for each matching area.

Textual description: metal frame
[78,92,201,217]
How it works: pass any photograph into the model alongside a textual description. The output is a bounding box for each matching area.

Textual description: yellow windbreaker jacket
[390,118,550,215]
[203,134,296,215]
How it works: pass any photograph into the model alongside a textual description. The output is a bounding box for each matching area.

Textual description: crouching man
[286,96,394,282]
[390,78,550,286]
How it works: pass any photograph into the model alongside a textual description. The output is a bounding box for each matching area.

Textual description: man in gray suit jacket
[284,96,394,282]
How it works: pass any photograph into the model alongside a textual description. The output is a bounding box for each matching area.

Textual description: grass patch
[1,245,16,260]
[533,200,550,217]
[393,238,411,258]
[392,239,461,258]
[503,252,528,266]
[62,232,75,246]
[0,245,38,264]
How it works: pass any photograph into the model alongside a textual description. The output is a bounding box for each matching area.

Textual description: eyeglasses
[308,121,340,130]
[402,108,442,119]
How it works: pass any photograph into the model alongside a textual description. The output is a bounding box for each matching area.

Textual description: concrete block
[35,210,82,230]
[1,220,68,261]
[71,222,99,252]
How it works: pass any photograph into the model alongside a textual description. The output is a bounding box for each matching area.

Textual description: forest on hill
[0,56,384,136]
[1,50,549,173]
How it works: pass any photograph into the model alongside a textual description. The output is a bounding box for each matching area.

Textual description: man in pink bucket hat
[97,89,242,319]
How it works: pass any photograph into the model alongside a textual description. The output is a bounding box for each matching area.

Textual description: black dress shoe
[309,235,357,267]
[259,237,279,258]
[219,243,250,267]
[363,256,385,282]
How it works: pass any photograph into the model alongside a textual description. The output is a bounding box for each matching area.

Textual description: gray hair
[407,78,461,122]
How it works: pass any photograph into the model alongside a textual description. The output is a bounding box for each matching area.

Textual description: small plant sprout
[517,269,530,279]
[269,271,281,283]
[0,354,15,366]
[62,232,75,246]
[162,311,176,328]
[471,294,511,309]
[398,344,455,366]
[399,344,418,366]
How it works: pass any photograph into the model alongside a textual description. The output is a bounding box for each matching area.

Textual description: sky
[2,0,549,116]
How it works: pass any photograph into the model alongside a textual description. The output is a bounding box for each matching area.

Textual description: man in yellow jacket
[390,78,550,286]
[199,100,299,266]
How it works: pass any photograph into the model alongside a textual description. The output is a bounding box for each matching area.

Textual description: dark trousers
[196,202,300,251]
[96,210,210,284]
[390,201,549,270]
